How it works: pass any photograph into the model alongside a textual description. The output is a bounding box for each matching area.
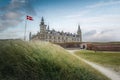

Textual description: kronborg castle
[29,17,82,43]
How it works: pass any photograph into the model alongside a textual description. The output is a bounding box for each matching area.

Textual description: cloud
[83,30,97,37]
[83,29,117,42]
[0,0,36,32]
[65,14,120,28]
[80,15,120,24]
[86,0,120,9]
[100,29,113,34]
[65,10,90,18]
[65,0,120,19]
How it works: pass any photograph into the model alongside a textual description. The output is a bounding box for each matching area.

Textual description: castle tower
[40,17,47,40]
[77,25,82,42]
[47,25,49,30]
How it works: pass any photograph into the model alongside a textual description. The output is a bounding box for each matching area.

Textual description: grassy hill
[0,40,109,80]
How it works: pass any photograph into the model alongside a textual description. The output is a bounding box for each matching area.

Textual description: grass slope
[75,50,120,72]
[0,40,109,80]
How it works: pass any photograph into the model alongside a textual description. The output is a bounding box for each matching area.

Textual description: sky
[0,0,120,42]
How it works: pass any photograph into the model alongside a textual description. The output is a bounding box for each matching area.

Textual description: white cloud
[86,0,120,9]
[65,0,120,19]
[65,10,91,18]
[0,0,36,32]
[78,15,120,24]
[83,29,118,42]
[5,11,23,20]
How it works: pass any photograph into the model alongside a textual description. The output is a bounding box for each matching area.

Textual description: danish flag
[26,15,33,21]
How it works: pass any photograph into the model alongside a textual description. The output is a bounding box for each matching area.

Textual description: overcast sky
[0,0,120,42]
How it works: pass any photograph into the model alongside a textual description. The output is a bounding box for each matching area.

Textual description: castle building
[30,17,82,43]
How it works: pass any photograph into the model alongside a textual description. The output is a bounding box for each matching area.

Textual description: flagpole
[24,18,27,41]
[24,15,33,41]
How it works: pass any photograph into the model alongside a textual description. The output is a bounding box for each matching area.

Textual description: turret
[77,25,82,42]
[47,25,50,30]
[40,17,47,40]
[41,17,44,25]
[77,25,81,35]
[40,17,46,32]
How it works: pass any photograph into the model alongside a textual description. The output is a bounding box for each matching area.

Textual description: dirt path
[67,50,120,80]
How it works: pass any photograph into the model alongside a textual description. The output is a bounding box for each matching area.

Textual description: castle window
[49,36,51,39]
[72,38,74,41]
[58,37,60,39]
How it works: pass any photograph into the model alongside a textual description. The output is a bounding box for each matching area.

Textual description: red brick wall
[87,44,120,51]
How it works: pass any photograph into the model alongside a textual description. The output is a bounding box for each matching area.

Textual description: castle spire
[41,17,44,22]
[77,24,82,42]
[41,17,44,25]
[47,25,50,30]
[77,24,81,34]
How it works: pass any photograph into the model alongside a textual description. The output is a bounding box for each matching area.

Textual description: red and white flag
[26,15,33,21]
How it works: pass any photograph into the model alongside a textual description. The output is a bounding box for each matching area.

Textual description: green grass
[0,40,110,80]
[75,50,120,72]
